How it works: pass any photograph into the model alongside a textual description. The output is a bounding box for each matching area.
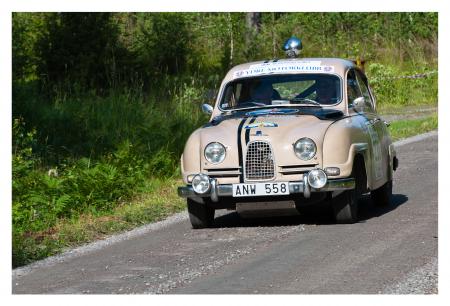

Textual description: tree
[244,12,262,60]
[37,13,120,92]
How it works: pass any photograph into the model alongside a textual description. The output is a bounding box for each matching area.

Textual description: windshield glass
[220,74,342,110]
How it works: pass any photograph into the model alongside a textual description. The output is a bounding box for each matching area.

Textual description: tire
[187,198,215,229]
[331,157,364,224]
[332,188,358,224]
[372,180,392,207]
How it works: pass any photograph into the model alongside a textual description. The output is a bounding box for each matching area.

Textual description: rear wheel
[372,180,393,207]
[187,198,215,229]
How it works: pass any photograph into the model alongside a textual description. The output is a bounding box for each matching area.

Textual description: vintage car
[178,37,398,228]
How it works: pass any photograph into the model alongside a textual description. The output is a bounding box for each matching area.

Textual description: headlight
[307,169,327,189]
[204,142,226,164]
[293,138,316,160]
[192,174,210,194]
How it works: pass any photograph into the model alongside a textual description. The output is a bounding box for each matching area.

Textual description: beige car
[178,56,398,228]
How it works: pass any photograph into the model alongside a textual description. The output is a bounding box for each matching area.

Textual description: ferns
[12,120,167,236]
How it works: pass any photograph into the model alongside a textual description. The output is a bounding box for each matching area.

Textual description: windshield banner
[233,61,334,79]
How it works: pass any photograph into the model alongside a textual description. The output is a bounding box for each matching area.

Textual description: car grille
[245,141,275,181]
[205,167,242,178]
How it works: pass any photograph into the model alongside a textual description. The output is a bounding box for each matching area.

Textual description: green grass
[365,63,438,108]
[377,103,437,115]
[12,178,185,267]
[388,114,438,141]
[12,84,208,267]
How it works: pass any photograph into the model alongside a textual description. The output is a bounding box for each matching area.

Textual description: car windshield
[220,74,341,110]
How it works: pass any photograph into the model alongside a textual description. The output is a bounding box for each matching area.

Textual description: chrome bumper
[177,177,355,202]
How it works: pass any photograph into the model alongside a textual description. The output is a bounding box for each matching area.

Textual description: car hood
[198,107,344,169]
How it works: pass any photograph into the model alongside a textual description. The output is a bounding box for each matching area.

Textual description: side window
[347,69,361,107]
[355,70,375,112]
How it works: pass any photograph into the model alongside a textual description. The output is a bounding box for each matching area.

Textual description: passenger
[315,78,337,104]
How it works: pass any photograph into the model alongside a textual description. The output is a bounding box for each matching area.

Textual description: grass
[377,103,437,115]
[13,178,185,267]
[57,178,185,245]
[388,114,438,141]
[12,84,208,267]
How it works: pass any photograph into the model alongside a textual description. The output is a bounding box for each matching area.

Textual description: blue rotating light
[283,36,302,58]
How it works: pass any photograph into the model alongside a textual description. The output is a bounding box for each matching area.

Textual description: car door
[347,69,382,187]
[354,69,387,184]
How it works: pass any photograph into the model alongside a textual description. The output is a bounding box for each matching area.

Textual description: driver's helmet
[250,81,274,103]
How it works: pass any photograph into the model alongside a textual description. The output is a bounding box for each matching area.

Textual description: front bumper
[177,176,355,202]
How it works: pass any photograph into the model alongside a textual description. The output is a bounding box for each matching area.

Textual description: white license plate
[232,182,290,197]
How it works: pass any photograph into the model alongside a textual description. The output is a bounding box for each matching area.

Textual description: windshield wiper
[226,101,275,112]
[290,97,322,106]
[237,101,268,107]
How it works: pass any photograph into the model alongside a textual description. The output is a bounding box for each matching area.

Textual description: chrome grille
[245,141,275,181]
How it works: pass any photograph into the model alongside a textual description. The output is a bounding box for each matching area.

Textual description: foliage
[37,13,121,92]
[388,114,438,141]
[13,12,438,90]
[13,177,185,268]
[367,63,438,106]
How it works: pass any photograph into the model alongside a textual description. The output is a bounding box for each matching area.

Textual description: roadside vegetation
[12,12,438,267]
[388,115,438,141]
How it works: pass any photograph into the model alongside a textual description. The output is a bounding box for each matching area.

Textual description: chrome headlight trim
[293,137,317,160]
[192,173,211,194]
[204,142,226,164]
[307,169,328,189]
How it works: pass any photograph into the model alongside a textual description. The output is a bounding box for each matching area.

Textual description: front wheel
[332,188,358,224]
[331,157,365,224]
[187,198,215,229]
[372,180,392,207]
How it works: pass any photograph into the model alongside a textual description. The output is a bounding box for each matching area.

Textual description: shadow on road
[211,193,409,228]
[358,193,409,222]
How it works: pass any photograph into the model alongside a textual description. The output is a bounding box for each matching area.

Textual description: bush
[367,63,437,106]
[11,82,209,266]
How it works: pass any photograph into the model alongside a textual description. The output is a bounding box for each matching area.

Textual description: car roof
[223,58,356,83]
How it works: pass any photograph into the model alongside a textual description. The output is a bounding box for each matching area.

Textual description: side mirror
[202,103,213,115]
[352,96,365,112]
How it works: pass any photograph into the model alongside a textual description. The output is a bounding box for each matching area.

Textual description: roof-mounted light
[282,36,302,58]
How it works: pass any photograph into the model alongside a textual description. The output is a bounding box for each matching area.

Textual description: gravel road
[12,132,438,294]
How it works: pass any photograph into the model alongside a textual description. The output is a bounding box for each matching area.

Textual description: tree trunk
[245,12,261,43]
[228,13,234,67]
[245,12,262,59]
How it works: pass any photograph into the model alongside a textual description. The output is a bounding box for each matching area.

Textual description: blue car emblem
[244,121,278,129]
[256,130,262,136]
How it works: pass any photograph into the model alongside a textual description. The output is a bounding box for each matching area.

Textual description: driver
[315,78,337,104]
[249,81,274,105]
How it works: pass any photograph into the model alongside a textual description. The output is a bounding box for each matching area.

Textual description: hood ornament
[283,36,302,58]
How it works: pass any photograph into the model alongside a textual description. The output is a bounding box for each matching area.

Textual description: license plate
[232,182,290,197]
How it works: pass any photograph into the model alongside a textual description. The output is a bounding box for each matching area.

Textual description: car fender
[322,115,375,190]
[181,129,202,184]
